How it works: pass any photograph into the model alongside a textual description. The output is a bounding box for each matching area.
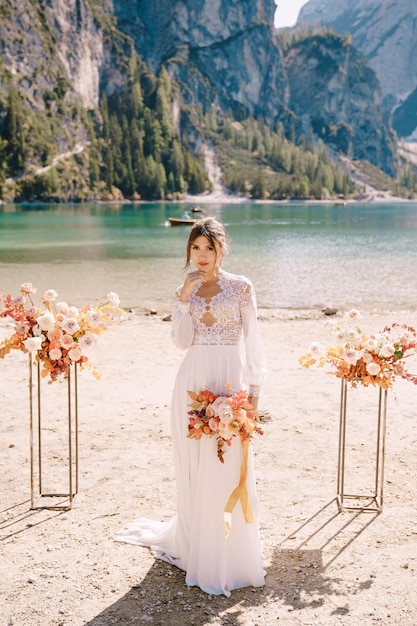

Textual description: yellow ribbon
[223,439,254,537]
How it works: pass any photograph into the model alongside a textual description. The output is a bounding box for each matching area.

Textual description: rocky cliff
[298,0,417,139]
[284,31,396,173]
[110,0,289,127]
[2,0,145,107]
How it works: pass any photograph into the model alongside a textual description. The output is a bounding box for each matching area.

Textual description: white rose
[42,289,58,302]
[379,344,395,358]
[107,292,120,307]
[55,313,66,326]
[346,329,360,343]
[68,346,82,361]
[88,310,102,326]
[79,332,96,350]
[23,337,43,352]
[20,282,37,294]
[207,397,224,417]
[32,326,45,340]
[56,302,69,314]
[366,361,381,376]
[363,339,378,352]
[16,322,30,335]
[62,318,80,334]
[310,341,322,355]
[36,311,55,332]
[335,330,347,343]
[218,399,234,425]
[342,348,360,366]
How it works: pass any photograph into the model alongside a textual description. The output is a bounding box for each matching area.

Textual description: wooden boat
[191,206,204,213]
[168,217,197,226]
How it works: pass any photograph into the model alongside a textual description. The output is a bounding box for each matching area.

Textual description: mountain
[111,0,395,170]
[111,0,289,128]
[283,31,395,174]
[297,0,417,139]
[0,0,404,201]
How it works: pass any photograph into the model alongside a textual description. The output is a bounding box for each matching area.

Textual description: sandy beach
[1,307,417,625]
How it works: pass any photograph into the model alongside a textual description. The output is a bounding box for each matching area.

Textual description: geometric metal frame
[337,377,387,513]
[29,357,79,510]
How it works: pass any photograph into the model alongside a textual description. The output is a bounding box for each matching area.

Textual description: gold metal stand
[337,378,387,513]
[29,357,79,510]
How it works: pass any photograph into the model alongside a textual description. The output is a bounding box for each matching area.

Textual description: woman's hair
[184,216,230,268]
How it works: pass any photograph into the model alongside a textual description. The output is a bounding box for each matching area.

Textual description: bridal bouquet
[0,282,123,382]
[187,385,263,463]
[299,309,417,389]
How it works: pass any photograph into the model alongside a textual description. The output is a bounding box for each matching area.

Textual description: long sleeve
[170,300,195,349]
[240,283,268,391]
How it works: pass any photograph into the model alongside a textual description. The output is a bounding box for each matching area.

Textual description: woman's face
[190,235,220,276]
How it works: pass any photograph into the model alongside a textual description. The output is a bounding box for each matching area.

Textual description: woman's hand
[247,395,259,421]
[178,271,206,302]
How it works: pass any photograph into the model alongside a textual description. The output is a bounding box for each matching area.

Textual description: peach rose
[208,417,219,432]
[42,289,58,302]
[68,346,82,361]
[60,334,74,349]
[47,328,63,341]
[49,348,62,360]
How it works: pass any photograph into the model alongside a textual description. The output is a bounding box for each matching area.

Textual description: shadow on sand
[0,500,65,541]
[84,499,379,625]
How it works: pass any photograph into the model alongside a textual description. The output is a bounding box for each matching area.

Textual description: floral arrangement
[187,384,263,463]
[299,309,417,389]
[0,282,123,382]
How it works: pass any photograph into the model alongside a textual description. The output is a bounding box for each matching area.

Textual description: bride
[116,216,268,597]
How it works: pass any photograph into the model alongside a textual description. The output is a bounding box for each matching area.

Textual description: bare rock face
[284,31,396,173]
[111,0,276,68]
[110,0,289,126]
[1,0,105,110]
[298,0,417,138]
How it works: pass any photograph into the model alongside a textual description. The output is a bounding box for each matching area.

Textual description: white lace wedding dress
[116,270,268,597]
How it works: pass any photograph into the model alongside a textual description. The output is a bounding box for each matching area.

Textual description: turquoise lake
[1,201,417,313]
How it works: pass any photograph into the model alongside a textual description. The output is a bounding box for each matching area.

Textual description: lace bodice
[171,271,267,387]
[187,272,252,345]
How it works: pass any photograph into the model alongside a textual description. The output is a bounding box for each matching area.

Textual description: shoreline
[0,189,415,208]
